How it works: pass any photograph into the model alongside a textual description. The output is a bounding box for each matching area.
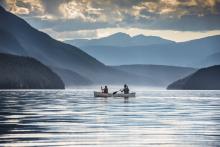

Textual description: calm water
[0,89,220,147]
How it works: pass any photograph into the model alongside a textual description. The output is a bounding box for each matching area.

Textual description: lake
[0,89,220,147]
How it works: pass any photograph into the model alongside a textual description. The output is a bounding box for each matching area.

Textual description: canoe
[94,91,136,97]
[113,92,136,97]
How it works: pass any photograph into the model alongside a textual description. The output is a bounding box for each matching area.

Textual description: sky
[1,0,220,42]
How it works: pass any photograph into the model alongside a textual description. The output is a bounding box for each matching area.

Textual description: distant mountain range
[65,32,174,47]
[167,65,220,90]
[65,33,220,67]
[0,6,195,87]
[0,53,64,89]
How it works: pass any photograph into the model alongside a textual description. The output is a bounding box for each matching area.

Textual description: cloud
[2,0,44,15]
[0,0,220,32]
[58,0,105,22]
[41,28,98,41]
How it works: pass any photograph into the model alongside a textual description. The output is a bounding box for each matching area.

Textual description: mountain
[198,52,220,67]
[113,65,196,87]
[0,29,27,56]
[66,34,220,67]
[0,6,103,74]
[0,6,208,87]
[0,6,136,86]
[0,6,176,87]
[167,65,220,90]
[65,32,175,47]
[0,53,64,89]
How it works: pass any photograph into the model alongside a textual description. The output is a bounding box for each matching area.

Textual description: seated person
[101,86,108,94]
[121,84,129,94]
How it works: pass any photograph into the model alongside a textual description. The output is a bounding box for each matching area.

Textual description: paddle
[113,89,121,95]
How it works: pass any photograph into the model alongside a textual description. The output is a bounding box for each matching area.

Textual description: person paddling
[121,84,129,94]
[101,86,108,94]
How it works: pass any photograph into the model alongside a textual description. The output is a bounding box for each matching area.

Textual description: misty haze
[0,0,220,147]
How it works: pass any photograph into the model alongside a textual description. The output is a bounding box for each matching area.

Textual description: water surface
[0,90,220,147]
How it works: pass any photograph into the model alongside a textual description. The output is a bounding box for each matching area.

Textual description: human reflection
[124,97,129,103]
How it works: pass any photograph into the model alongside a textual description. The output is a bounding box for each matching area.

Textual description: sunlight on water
[0,90,220,147]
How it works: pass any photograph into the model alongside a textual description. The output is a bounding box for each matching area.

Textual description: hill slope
[0,53,64,89]
[167,65,220,90]
[0,6,104,75]
[0,6,142,86]
[0,29,27,56]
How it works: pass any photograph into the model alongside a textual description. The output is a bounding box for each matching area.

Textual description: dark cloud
[0,0,7,7]
[40,0,64,16]
[25,17,115,32]
[1,0,220,32]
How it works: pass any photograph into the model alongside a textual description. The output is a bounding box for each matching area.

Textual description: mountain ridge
[69,34,220,67]
[65,32,175,47]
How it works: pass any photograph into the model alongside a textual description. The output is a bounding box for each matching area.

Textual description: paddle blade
[113,91,117,95]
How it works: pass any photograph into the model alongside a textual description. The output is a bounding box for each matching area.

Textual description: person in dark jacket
[101,86,108,94]
[121,84,129,94]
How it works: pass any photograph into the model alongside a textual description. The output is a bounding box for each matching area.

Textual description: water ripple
[0,90,220,147]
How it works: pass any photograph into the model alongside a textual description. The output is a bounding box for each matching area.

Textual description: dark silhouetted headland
[0,53,64,89]
[167,65,220,90]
